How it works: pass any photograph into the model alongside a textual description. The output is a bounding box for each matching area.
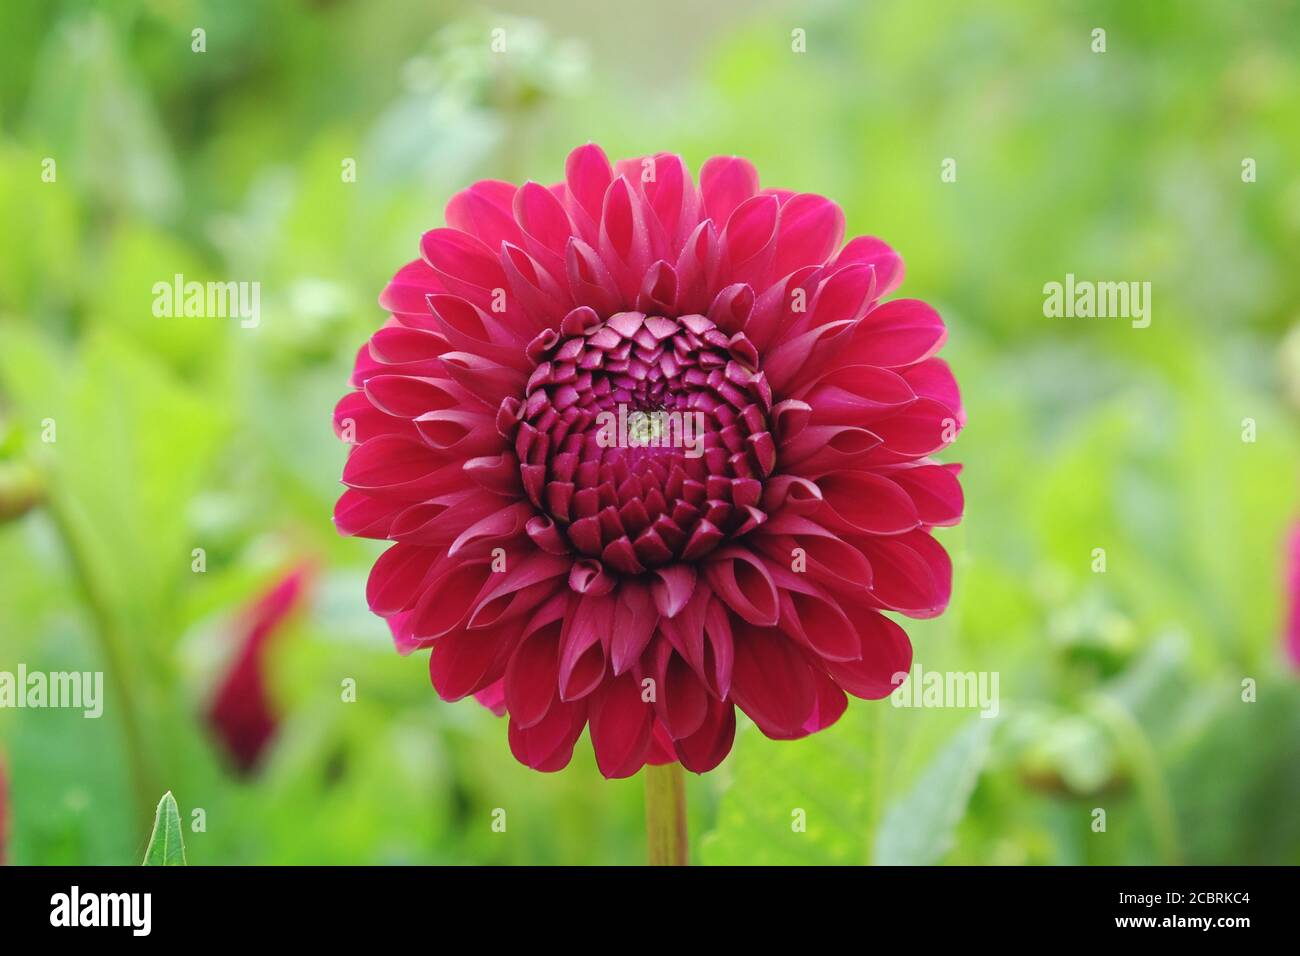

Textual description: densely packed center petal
[502,309,773,569]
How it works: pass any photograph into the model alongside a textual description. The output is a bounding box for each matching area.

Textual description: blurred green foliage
[1,0,1298,864]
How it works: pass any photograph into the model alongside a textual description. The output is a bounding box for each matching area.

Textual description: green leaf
[23,13,180,219]
[142,791,187,866]
[699,716,876,866]
[700,662,985,866]
[872,719,994,865]
[0,329,228,640]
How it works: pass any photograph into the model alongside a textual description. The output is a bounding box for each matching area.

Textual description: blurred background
[1,0,1299,865]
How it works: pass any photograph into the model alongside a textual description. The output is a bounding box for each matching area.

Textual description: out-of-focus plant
[0,0,1297,866]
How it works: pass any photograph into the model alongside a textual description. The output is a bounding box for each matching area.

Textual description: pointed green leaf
[142,791,187,866]
[872,719,994,865]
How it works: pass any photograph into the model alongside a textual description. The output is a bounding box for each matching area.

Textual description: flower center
[505,310,775,572]
[626,410,663,445]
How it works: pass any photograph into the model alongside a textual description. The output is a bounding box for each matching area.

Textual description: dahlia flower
[335,144,963,778]
[207,563,314,773]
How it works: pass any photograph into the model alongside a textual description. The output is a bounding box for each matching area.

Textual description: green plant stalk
[644,762,688,865]
[0,460,44,522]
[1088,694,1182,865]
[45,494,158,832]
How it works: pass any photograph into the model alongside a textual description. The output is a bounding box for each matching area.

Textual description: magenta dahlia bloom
[335,145,963,777]
[207,563,314,773]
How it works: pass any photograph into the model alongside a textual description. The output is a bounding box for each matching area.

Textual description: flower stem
[1088,694,1182,865]
[45,495,158,833]
[644,761,688,866]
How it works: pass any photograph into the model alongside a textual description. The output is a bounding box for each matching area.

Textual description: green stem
[0,459,44,522]
[644,762,688,866]
[45,494,157,833]
[1088,694,1182,865]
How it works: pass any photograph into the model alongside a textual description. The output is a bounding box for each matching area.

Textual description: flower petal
[730,625,816,737]
[588,672,654,778]
[700,155,760,225]
[704,547,780,626]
